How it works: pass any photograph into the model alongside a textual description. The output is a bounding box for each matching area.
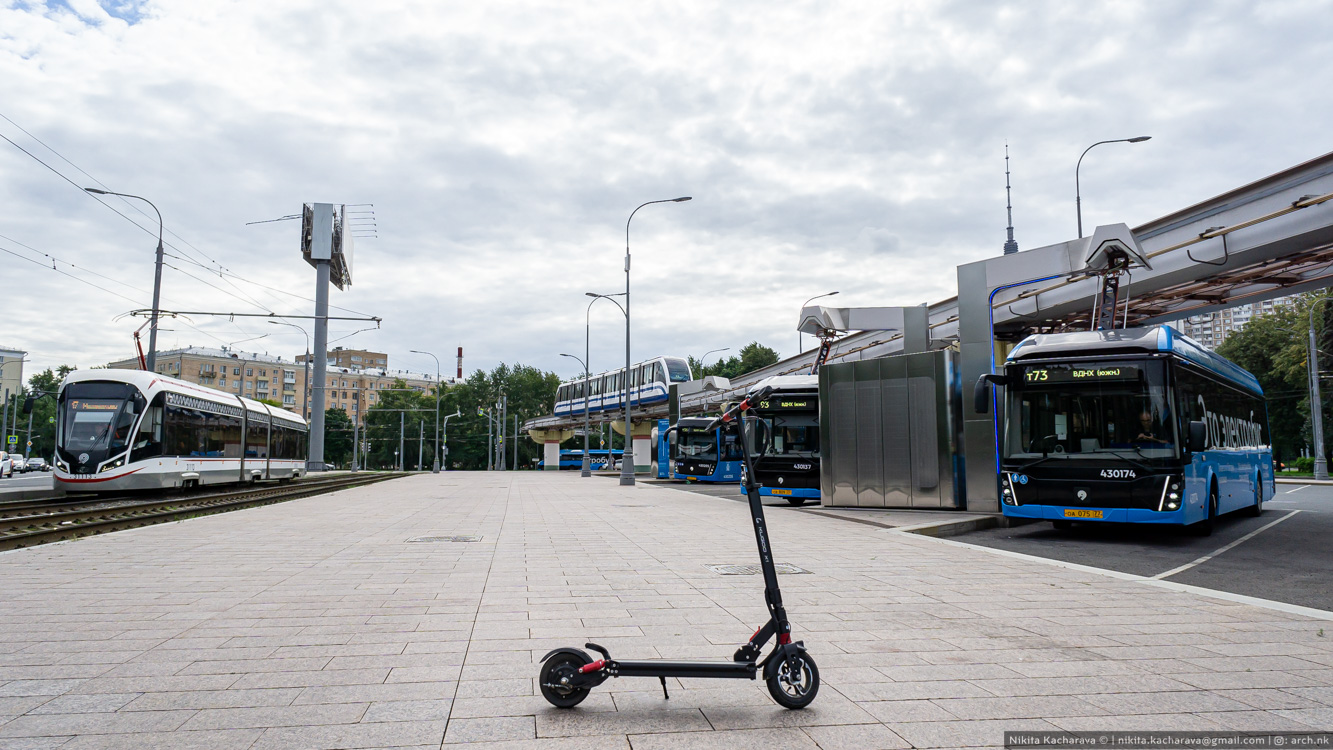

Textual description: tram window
[246,415,268,458]
[666,358,691,382]
[652,362,666,384]
[130,394,165,463]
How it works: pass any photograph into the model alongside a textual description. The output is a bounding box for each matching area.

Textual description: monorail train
[54,369,309,492]
[554,356,692,416]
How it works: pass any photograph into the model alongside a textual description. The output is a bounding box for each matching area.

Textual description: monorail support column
[528,429,573,471]
[611,420,654,474]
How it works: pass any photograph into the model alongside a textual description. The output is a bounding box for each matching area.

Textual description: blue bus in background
[977,325,1272,535]
[539,449,625,471]
[672,417,744,483]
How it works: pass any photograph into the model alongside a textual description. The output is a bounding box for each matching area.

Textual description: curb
[1276,477,1333,485]
[0,487,65,502]
[892,515,1006,538]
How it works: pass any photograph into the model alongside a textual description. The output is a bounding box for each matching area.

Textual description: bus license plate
[770,489,792,496]
[1063,509,1103,519]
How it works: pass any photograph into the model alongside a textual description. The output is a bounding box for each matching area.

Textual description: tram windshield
[1003,360,1177,464]
[60,382,141,455]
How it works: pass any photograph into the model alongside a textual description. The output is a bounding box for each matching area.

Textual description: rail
[0,473,408,551]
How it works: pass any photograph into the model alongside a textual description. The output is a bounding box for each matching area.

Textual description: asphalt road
[0,472,54,495]
[955,482,1333,612]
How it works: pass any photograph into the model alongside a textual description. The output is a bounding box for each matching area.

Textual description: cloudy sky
[1,0,1330,384]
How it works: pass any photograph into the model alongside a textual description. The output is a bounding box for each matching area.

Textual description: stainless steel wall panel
[825,365,858,507]
[854,360,884,507]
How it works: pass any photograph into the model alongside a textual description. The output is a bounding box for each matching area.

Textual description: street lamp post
[269,321,311,419]
[586,292,628,474]
[579,292,628,477]
[84,188,165,373]
[621,196,691,487]
[799,291,840,352]
[697,347,729,374]
[1075,137,1151,238]
[1308,297,1333,480]
[439,409,460,470]
[411,350,443,473]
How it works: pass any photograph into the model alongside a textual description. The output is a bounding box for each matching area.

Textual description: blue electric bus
[538,449,625,471]
[744,376,822,506]
[976,325,1272,534]
[672,417,744,483]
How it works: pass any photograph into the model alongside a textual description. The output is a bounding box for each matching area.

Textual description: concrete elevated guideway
[527,152,1333,502]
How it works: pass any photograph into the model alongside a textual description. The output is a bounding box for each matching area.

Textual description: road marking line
[1285,485,1310,493]
[1150,510,1303,581]
[891,525,1333,622]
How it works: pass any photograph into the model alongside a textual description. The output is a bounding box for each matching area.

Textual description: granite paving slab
[0,472,1330,748]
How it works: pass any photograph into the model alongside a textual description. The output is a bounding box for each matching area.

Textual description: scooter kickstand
[659,676,670,700]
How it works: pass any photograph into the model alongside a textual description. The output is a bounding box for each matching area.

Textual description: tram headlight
[55,458,68,472]
[99,458,124,473]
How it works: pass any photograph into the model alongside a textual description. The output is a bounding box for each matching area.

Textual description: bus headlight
[1001,475,1018,505]
[1158,477,1182,511]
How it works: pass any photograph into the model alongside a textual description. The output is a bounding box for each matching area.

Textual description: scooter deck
[613,660,757,680]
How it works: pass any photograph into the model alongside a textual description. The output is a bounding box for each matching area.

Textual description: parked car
[24,457,48,472]
[0,451,11,479]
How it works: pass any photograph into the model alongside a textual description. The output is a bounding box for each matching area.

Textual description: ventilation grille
[705,563,810,575]
[408,535,483,543]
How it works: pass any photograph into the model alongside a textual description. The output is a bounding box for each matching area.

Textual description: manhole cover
[705,563,810,575]
[407,535,483,543]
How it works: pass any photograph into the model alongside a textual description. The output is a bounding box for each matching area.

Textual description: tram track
[0,473,408,551]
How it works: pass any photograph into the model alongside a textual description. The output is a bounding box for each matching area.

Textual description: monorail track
[0,473,408,551]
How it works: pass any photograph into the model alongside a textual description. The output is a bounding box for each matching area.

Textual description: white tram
[54,369,308,492]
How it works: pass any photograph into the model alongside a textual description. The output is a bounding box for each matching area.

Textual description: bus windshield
[1003,360,1177,464]
[677,428,717,459]
[753,412,820,458]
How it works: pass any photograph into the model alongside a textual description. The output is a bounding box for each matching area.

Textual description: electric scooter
[538,386,820,709]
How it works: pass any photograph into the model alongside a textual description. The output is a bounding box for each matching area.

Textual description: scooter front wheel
[767,652,819,709]
[540,653,592,708]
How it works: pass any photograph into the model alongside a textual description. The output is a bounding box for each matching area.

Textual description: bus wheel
[1052,520,1072,530]
[786,497,807,507]
[1248,475,1263,517]
[1194,486,1218,536]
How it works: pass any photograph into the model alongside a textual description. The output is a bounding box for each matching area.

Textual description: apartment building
[108,345,450,425]
[1183,297,1292,349]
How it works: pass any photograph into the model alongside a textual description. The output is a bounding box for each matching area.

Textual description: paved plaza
[1,472,1331,749]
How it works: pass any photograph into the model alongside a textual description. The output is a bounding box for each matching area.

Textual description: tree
[21,366,72,459]
[1216,293,1329,465]
[688,341,781,380]
[323,408,354,468]
[438,363,561,470]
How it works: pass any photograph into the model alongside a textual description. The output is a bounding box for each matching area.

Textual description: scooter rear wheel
[767,652,819,709]
[540,653,592,708]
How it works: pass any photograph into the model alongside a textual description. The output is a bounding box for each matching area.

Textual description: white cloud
[0,0,1329,386]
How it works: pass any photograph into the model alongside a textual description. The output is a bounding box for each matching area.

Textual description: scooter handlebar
[700,386,776,432]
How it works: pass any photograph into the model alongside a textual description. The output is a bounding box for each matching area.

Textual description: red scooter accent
[579,660,606,674]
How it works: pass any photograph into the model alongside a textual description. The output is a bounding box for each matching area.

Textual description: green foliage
[1215,292,1332,464]
[1295,456,1315,473]
[12,366,72,459]
[688,341,781,380]
[358,363,560,471]
[322,408,354,468]
[256,398,284,408]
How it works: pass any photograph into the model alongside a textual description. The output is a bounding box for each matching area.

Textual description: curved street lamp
[1076,137,1151,238]
[799,291,839,352]
[410,349,443,473]
[698,347,729,373]
[269,321,311,420]
[84,187,165,372]
[586,292,627,476]
[621,197,691,486]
